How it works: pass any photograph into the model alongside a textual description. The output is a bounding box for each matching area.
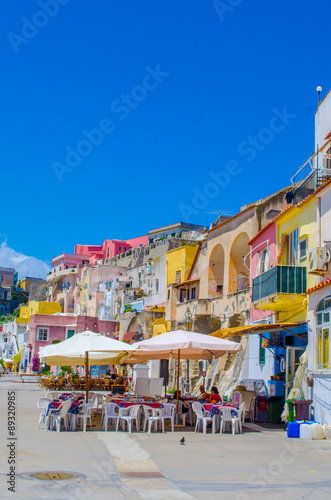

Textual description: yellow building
[253,195,318,323]
[16,301,62,323]
[166,244,198,286]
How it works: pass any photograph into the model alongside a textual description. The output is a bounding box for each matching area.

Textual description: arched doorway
[208,244,225,298]
[228,233,250,294]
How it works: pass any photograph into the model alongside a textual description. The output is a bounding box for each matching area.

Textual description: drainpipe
[317,196,321,248]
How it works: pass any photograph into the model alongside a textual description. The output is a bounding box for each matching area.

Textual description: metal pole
[85,351,89,403]
[176,350,180,413]
[185,359,190,396]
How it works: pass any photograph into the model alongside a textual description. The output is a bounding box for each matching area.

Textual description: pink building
[249,222,277,322]
[28,314,119,372]
[74,244,103,260]
[74,235,148,262]
[50,253,90,274]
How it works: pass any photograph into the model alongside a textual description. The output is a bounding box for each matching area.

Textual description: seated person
[172,390,190,413]
[208,386,222,405]
[197,385,208,401]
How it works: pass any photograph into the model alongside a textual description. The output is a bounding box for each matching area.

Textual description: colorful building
[27,314,119,372]
[17,301,62,324]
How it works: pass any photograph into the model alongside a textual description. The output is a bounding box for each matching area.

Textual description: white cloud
[0,241,51,279]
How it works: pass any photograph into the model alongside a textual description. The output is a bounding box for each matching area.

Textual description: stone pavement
[1,376,331,500]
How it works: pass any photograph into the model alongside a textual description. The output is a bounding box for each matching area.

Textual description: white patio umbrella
[127,330,242,399]
[39,330,135,401]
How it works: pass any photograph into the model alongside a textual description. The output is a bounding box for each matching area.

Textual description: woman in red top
[208,386,222,404]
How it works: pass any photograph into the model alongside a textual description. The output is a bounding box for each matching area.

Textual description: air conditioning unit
[308,247,330,274]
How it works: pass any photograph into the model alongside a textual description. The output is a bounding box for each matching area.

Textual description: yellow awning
[211,322,307,339]
[11,346,23,363]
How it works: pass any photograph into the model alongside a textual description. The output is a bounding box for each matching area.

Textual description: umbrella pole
[85,351,89,403]
[164,359,167,397]
[176,350,180,413]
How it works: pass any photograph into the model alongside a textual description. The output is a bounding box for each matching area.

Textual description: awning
[173,279,200,288]
[11,346,23,364]
[211,321,307,339]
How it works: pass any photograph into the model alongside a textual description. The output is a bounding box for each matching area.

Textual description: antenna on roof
[316,85,322,106]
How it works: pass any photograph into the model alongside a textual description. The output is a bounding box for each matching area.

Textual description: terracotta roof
[249,177,331,246]
[306,279,331,294]
[324,131,331,141]
[173,278,200,288]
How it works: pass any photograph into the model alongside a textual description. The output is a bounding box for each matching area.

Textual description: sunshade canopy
[39,330,134,366]
[211,322,307,339]
[126,330,242,363]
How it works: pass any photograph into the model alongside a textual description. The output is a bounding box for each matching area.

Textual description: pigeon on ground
[180,437,185,445]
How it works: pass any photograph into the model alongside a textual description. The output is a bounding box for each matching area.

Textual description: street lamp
[184,309,193,396]
[317,86,322,106]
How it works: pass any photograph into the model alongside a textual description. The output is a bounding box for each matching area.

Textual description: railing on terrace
[291,152,331,205]
[252,266,306,303]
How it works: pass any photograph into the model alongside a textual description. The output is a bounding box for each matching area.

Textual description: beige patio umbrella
[126,330,242,399]
[39,330,135,401]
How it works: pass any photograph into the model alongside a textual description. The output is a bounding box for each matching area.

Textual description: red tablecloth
[203,404,237,412]
[118,402,163,409]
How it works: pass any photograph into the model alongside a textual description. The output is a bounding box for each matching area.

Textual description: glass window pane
[317,313,323,325]
[317,299,325,312]
[323,312,330,323]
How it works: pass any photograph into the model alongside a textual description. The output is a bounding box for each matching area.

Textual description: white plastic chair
[48,399,72,432]
[37,398,51,429]
[220,403,245,435]
[162,403,176,432]
[95,393,107,413]
[244,397,255,422]
[192,402,216,434]
[76,403,94,432]
[102,403,119,431]
[173,400,192,426]
[142,405,164,433]
[46,392,58,400]
[116,405,141,433]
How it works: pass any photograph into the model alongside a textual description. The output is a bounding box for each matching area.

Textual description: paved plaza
[1,376,331,500]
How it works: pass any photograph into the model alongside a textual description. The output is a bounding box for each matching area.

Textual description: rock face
[29,282,47,301]
[166,335,248,396]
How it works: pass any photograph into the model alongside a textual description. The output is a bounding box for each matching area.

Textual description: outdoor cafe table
[46,397,83,431]
[107,401,164,432]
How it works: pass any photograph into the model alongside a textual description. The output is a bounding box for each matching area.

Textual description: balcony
[47,267,78,282]
[252,266,307,312]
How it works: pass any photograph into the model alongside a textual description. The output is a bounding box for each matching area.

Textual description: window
[299,238,307,260]
[124,247,127,251]
[167,289,170,300]
[67,329,75,339]
[88,295,92,301]
[259,335,266,364]
[180,289,187,302]
[256,246,270,276]
[175,271,181,284]
[285,229,298,266]
[0,276,3,281]
[37,328,48,341]
[155,279,159,293]
[107,248,109,258]
[315,295,331,370]
[190,287,196,300]
[119,246,122,251]
[216,284,223,294]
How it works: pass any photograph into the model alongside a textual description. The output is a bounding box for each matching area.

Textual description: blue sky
[1,0,331,272]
